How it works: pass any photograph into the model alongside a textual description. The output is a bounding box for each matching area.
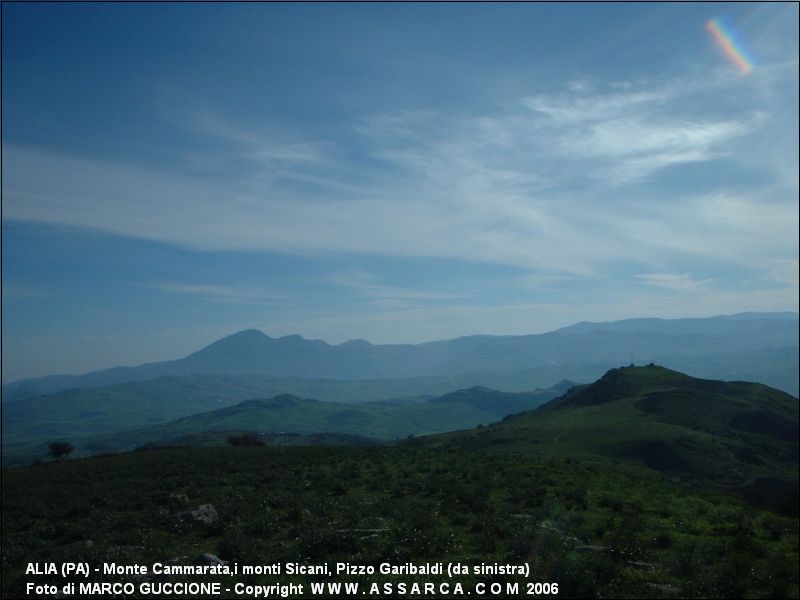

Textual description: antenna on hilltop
[630,350,634,367]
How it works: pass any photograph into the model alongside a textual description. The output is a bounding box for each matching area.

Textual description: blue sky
[3,3,798,381]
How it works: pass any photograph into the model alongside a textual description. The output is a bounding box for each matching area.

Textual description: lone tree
[227,433,265,447]
[48,441,75,460]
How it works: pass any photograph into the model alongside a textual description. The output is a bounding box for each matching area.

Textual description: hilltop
[411,365,799,513]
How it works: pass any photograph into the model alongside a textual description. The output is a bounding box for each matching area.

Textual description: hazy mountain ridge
[3,383,565,465]
[2,368,592,450]
[5,312,798,396]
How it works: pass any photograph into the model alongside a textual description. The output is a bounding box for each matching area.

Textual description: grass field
[2,446,797,598]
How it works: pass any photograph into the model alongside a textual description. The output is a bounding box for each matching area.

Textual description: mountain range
[5,312,798,397]
[3,312,797,469]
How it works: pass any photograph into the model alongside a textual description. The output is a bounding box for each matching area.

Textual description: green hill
[2,371,588,465]
[6,386,561,464]
[412,365,799,513]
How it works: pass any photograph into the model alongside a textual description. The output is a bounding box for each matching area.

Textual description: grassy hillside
[412,366,799,513]
[2,446,797,599]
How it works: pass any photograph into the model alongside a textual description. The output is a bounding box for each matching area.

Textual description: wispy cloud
[4,65,796,285]
[328,269,464,301]
[636,272,714,291]
[764,259,800,287]
[522,84,758,183]
[522,89,671,124]
[183,111,336,168]
[142,282,285,304]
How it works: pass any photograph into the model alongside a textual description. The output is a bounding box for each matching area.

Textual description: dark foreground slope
[2,446,798,599]
[412,365,799,514]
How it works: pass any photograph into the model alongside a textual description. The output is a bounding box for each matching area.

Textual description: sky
[2,3,798,381]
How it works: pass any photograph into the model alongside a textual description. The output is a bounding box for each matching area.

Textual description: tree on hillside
[49,441,75,460]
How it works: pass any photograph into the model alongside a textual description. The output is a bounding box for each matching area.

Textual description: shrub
[227,434,266,446]
[49,441,75,460]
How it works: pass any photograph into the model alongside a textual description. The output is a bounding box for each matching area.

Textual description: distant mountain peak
[5,312,797,396]
[226,329,271,340]
[186,328,273,361]
[468,385,494,392]
[198,329,271,347]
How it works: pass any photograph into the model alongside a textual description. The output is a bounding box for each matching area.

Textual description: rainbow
[706,17,754,74]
